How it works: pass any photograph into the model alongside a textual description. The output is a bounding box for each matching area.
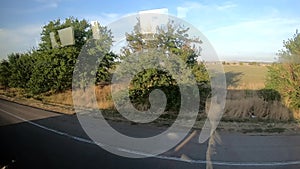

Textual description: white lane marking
[1,107,300,167]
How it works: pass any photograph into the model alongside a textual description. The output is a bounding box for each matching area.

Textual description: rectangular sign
[58,27,75,47]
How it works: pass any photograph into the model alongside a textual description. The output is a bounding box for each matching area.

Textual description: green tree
[84,25,116,83]
[7,52,35,88]
[72,24,116,90]
[123,20,201,66]
[1,17,116,95]
[122,20,208,85]
[39,17,91,51]
[266,30,300,111]
[27,47,79,94]
[19,17,92,94]
[119,19,209,111]
[0,60,11,89]
[28,17,116,94]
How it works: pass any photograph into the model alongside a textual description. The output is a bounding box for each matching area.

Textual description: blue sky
[1,0,300,62]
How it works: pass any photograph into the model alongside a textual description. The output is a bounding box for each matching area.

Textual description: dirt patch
[0,94,75,115]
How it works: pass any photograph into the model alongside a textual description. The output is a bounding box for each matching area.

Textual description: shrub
[257,88,281,102]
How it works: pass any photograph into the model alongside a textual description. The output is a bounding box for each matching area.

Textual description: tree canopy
[0,17,116,94]
[121,19,209,86]
[122,20,201,67]
[39,17,91,51]
[117,19,210,111]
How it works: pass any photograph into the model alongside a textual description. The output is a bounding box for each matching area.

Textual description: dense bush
[7,53,35,88]
[120,20,211,110]
[257,88,281,102]
[0,60,11,89]
[129,85,181,111]
[266,31,300,111]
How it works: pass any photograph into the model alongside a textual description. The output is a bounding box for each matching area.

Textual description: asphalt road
[1,98,300,169]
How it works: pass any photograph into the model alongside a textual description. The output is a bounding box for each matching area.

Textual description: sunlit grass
[223,64,268,89]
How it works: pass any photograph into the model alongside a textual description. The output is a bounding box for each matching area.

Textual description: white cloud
[216,3,237,11]
[34,0,60,5]
[34,1,59,11]
[204,17,300,61]
[139,8,168,14]
[15,0,60,14]
[176,1,205,18]
[181,1,205,9]
[83,12,126,26]
[176,1,237,18]
[177,7,189,18]
[102,13,120,19]
[0,24,42,59]
[173,1,299,61]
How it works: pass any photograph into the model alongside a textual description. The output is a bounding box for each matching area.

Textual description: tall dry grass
[44,90,73,106]
[44,85,293,121]
[0,77,285,121]
[44,85,114,110]
[219,90,292,121]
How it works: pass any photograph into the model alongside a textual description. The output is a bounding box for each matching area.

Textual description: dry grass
[44,90,73,106]
[0,80,296,121]
[223,96,291,121]
[227,82,265,90]
[219,64,293,121]
[95,85,114,109]
[0,87,26,98]
[43,84,298,121]
[223,65,268,90]
[45,85,114,110]
[205,90,292,121]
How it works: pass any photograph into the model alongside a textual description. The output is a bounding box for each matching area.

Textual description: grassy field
[223,64,268,89]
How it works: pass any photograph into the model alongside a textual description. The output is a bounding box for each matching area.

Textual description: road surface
[1,98,300,169]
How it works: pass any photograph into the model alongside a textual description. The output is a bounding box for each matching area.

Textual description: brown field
[223,64,268,89]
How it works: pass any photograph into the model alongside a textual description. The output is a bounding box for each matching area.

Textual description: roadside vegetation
[0,17,209,115]
[0,16,299,126]
[265,31,300,119]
